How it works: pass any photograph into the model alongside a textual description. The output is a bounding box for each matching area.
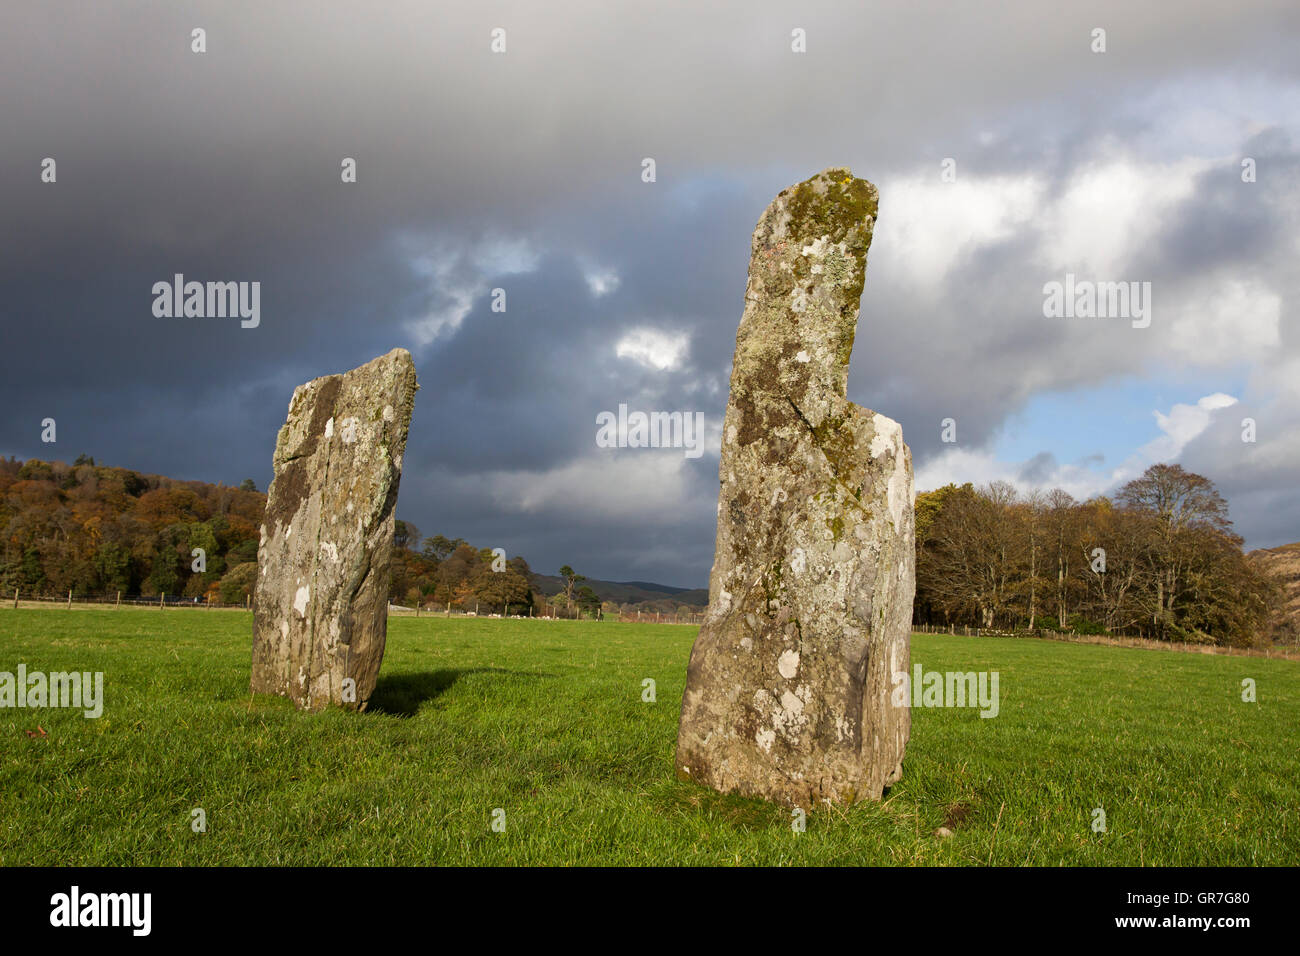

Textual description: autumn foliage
[915,465,1280,647]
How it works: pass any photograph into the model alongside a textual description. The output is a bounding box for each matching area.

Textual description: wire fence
[387,603,703,624]
[3,588,250,611]
[912,622,1300,659]
[1,591,704,623]
[8,594,1290,654]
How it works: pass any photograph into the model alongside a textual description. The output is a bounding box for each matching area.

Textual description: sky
[2,1,1298,588]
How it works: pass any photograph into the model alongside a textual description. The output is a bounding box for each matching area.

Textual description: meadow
[2,608,1297,866]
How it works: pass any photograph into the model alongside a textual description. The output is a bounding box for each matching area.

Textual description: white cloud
[1040,155,1212,276]
[615,327,690,371]
[1143,393,1238,461]
[1163,278,1281,365]
[915,392,1239,503]
[398,234,539,348]
[874,156,1218,293]
[473,453,705,523]
[873,173,1043,288]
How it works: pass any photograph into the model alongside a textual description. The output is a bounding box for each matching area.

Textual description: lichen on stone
[251,348,418,712]
[676,170,914,808]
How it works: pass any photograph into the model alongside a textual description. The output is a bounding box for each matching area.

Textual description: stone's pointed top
[287,349,418,419]
[375,346,413,363]
[351,347,415,377]
[736,169,880,407]
[353,348,417,391]
[761,167,879,251]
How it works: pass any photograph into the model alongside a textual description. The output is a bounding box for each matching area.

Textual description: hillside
[0,455,266,601]
[1248,542,1300,643]
[0,456,702,613]
[530,574,708,608]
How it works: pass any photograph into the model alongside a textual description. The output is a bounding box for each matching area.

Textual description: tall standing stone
[251,348,417,711]
[676,169,915,807]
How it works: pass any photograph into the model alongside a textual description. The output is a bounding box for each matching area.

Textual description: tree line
[915,464,1281,647]
[389,527,608,618]
[0,456,603,616]
[0,456,264,603]
[4,455,1283,642]
[389,524,535,614]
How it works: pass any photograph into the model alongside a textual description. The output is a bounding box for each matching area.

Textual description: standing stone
[676,168,915,807]
[251,348,417,711]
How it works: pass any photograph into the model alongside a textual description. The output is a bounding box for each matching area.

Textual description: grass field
[2,608,1297,866]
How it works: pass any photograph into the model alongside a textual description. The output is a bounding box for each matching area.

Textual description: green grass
[1,608,1297,865]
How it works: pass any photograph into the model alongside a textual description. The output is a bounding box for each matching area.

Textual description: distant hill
[1247,542,1300,644]
[530,573,708,608]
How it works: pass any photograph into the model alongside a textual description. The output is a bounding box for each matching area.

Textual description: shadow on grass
[368,667,554,717]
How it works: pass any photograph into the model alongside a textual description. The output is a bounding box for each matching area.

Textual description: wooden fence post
[160,592,165,609]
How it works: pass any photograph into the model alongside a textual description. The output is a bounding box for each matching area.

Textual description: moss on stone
[811,410,856,477]
[785,171,876,245]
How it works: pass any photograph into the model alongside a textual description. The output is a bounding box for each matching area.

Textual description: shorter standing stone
[250,348,417,711]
